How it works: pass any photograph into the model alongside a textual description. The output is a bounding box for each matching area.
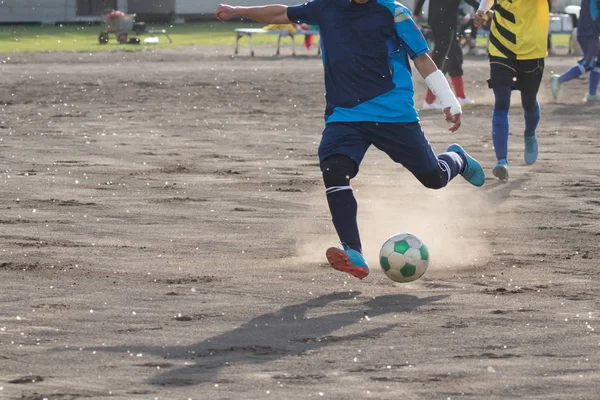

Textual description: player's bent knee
[493,87,511,110]
[494,98,510,110]
[321,154,358,188]
[415,169,446,190]
[521,93,539,111]
[448,68,464,79]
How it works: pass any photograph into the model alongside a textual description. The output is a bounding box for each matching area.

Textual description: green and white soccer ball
[379,233,429,283]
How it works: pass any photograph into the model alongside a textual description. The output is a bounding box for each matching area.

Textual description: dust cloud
[358,179,493,273]
[293,172,496,277]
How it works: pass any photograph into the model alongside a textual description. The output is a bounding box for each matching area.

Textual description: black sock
[326,186,361,253]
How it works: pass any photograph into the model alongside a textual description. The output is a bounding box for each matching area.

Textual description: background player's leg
[588,66,600,102]
[321,154,361,253]
[521,82,541,140]
[588,49,600,102]
[488,58,517,181]
[466,19,478,55]
[447,30,473,105]
[450,75,467,102]
[520,59,544,165]
[521,91,540,141]
[551,36,597,100]
[424,25,451,109]
[522,100,540,166]
[556,62,585,83]
[523,102,540,139]
[425,88,437,106]
[492,86,511,161]
[492,86,511,180]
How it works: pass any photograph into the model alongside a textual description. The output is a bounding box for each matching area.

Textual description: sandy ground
[1,44,599,400]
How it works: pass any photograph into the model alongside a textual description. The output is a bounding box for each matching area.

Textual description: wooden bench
[234,28,320,57]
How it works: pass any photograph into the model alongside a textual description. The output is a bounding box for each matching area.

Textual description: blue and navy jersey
[287,0,429,123]
[577,0,600,37]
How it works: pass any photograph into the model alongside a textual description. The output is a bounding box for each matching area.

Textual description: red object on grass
[294,23,315,50]
[304,35,314,50]
[108,10,125,19]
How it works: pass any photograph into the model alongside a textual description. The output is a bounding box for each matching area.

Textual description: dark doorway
[76,0,117,16]
[127,0,175,14]
[127,0,175,22]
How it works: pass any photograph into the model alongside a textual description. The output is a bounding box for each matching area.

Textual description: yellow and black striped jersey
[489,0,550,60]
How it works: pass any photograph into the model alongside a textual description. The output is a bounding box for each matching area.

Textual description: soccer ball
[379,233,429,283]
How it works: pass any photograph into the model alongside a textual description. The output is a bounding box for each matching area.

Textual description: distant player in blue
[214,0,485,280]
[551,0,600,103]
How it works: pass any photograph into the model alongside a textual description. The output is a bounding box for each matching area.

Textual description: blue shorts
[318,122,439,176]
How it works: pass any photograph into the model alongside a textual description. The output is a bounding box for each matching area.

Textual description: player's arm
[474,0,495,27]
[594,1,600,22]
[214,4,290,24]
[413,54,462,132]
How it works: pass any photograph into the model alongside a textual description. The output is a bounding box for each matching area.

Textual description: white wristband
[424,70,462,116]
[477,0,494,13]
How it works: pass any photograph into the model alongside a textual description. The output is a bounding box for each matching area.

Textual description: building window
[76,0,117,16]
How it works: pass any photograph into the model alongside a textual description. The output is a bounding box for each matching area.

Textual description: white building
[0,0,582,24]
[0,0,127,23]
[0,0,302,23]
[176,0,303,15]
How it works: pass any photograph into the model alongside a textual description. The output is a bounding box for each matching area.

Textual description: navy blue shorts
[577,35,600,70]
[318,122,439,176]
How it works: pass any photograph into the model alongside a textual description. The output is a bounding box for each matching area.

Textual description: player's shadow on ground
[551,104,594,116]
[91,292,446,387]
[484,178,528,205]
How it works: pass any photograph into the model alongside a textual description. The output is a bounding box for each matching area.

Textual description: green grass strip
[0,22,570,54]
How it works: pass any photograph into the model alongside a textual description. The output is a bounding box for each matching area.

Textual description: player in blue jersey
[214,0,485,280]
[551,0,600,103]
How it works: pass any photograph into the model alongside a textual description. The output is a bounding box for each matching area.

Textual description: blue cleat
[551,75,561,101]
[493,159,509,181]
[524,135,538,165]
[447,143,485,187]
[326,243,369,280]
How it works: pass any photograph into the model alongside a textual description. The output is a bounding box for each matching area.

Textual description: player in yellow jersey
[475,0,550,181]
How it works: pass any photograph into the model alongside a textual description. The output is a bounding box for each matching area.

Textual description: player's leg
[369,122,484,188]
[491,85,511,180]
[447,30,474,105]
[588,63,600,102]
[319,123,371,279]
[488,57,515,181]
[466,19,478,55]
[587,45,600,102]
[519,59,544,166]
[551,36,596,100]
[424,25,451,109]
[322,154,361,252]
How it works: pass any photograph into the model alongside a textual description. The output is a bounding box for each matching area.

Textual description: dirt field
[1,45,599,400]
